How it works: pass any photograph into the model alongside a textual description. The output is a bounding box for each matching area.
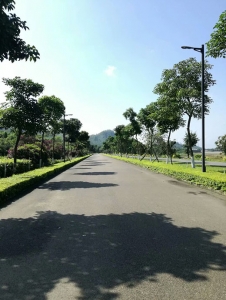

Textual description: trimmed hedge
[106,155,226,194]
[0,155,90,204]
[0,159,32,178]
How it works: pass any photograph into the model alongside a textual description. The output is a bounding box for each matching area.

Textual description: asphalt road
[0,154,226,300]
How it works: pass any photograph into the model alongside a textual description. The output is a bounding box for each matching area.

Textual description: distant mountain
[89,130,115,146]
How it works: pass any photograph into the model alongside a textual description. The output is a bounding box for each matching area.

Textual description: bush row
[0,155,90,204]
[0,160,33,178]
[106,155,226,194]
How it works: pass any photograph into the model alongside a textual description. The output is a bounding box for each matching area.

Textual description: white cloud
[104,66,116,77]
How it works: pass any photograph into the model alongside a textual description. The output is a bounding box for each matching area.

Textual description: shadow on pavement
[82,160,111,164]
[74,172,116,176]
[75,168,92,170]
[188,191,208,196]
[79,160,111,167]
[38,181,118,191]
[0,212,226,299]
[94,161,112,164]
[80,164,105,167]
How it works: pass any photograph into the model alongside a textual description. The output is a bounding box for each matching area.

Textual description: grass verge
[105,155,226,195]
[0,155,90,204]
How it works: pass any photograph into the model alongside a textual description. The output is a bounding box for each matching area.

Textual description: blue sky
[0,0,225,148]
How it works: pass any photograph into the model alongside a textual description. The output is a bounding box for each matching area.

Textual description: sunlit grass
[106,155,226,194]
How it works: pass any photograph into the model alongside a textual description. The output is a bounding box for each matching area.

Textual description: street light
[63,113,73,162]
[181,44,206,172]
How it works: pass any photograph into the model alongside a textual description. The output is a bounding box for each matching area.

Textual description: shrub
[0,159,31,178]
[173,153,181,159]
[0,155,90,203]
[0,161,13,177]
[16,144,48,166]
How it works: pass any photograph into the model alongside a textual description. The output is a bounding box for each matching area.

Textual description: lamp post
[181,44,206,172]
[63,113,73,162]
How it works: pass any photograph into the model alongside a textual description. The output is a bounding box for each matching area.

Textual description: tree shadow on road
[0,212,226,299]
[80,164,105,167]
[74,172,116,176]
[75,168,92,170]
[79,160,112,167]
[94,161,112,163]
[38,181,118,191]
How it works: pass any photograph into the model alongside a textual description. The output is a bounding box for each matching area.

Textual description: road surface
[0,154,226,300]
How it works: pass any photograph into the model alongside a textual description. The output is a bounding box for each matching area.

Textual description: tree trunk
[140,153,146,161]
[67,140,70,159]
[135,135,140,159]
[166,129,171,164]
[187,116,195,168]
[40,131,44,168]
[150,129,153,161]
[187,147,190,158]
[52,133,55,163]
[153,149,159,162]
[14,129,22,165]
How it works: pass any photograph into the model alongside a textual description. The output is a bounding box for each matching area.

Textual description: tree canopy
[153,57,215,167]
[65,118,82,143]
[206,10,226,58]
[38,95,65,164]
[0,0,40,62]
[38,95,65,131]
[183,132,199,158]
[215,135,226,155]
[0,77,44,163]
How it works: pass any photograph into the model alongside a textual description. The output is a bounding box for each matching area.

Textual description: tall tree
[123,108,142,156]
[137,104,157,160]
[206,10,226,58]
[153,58,215,168]
[114,125,127,156]
[183,132,200,158]
[64,118,82,158]
[175,58,215,167]
[50,120,63,161]
[0,77,44,164]
[75,131,90,155]
[150,98,184,164]
[0,0,40,62]
[102,136,116,154]
[215,135,226,155]
[38,95,65,166]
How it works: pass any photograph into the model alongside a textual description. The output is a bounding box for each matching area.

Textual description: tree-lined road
[0,154,226,299]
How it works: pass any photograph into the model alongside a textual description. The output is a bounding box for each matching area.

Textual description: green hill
[89,131,202,150]
[89,130,115,146]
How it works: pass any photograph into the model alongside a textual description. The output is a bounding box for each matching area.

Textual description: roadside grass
[105,155,226,195]
[0,156,78,178]
[178,152,226,162]
[0,155,90,204]
[176,163,226,174]
[0,158,32,178]
[0,157,27,162]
